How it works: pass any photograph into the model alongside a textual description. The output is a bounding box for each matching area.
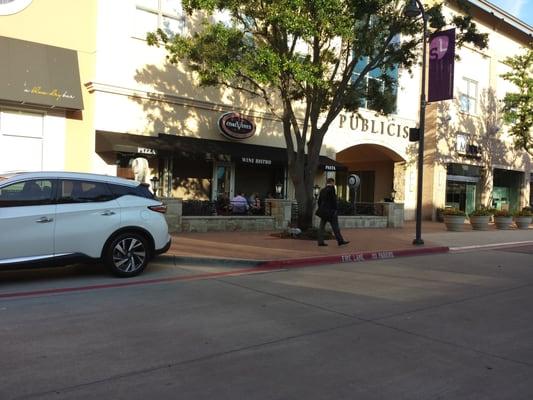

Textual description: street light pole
[405,0,428,245]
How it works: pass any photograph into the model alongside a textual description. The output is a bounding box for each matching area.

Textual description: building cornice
[84,81,281,122]
[462,0,533,40]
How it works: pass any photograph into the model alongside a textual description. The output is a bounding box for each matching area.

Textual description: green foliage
[494,209,512,217]
[469,206,495,216]
[501,46,533,155]
[442,207,466,216]
[514,208,533,217]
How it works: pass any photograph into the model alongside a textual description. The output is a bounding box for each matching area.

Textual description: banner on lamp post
[428,28,455,102]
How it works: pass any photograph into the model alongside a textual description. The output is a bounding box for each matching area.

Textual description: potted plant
[514,208,532,229]
[468,206,494,230]
[494,209,513,229]
[442,208,466,231]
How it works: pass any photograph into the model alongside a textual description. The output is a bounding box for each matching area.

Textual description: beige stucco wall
[91,0,287,174]
[0,0,97,172]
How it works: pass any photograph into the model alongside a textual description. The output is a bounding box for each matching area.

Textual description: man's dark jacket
[316,185,337,220]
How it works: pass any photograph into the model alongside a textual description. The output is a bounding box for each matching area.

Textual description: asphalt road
[1,247,532,400]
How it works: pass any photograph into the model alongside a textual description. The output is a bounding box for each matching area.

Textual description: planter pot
[494,216,513,230]
[444,215,466,231]
[514,216,532,230]
[469,215,491,230]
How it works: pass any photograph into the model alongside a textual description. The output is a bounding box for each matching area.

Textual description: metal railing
[182,200,272,217]
[337,202,385,216]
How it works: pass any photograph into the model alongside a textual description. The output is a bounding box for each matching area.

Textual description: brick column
[265,199,293,229]
[162,198,182,233]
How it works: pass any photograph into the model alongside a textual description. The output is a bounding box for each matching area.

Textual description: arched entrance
[336,144,406,203]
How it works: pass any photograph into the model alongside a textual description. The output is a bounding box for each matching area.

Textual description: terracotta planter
[494,216,513,230]
[444,215,466,231]
[514,216,532,230]
[469,215,491,231]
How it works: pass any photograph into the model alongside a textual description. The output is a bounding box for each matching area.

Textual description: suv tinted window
[59,180,114,203]
[109,183,154,200]
[0,179,55,207]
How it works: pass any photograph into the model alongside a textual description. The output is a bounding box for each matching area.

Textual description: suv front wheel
[104,232,150,277]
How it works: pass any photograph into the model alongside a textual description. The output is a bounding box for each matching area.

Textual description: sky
[488,0,533,27]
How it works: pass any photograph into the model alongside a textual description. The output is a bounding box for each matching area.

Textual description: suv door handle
[101,210,116,216]
[35,217,53,223]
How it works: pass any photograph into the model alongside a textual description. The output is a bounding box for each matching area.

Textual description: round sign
[348,174,360,188]
[218,112,256,140]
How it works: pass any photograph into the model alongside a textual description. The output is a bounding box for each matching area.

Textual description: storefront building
[0,0,96,173]
[88,0,345,206]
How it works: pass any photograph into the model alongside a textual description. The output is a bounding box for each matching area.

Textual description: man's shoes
[318,243,328,247]
[338,241,350,246]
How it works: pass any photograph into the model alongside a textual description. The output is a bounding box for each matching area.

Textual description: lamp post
[275,182,283,199]
[404,0,428,245]
[313,185,320,200]
[150,175,160,197]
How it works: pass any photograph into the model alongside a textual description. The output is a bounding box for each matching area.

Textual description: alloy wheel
[112,237,147,273]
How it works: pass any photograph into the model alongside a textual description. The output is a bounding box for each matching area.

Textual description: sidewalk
[164,221,533,267]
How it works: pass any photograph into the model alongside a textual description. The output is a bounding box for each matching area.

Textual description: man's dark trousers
[318,211,344,245]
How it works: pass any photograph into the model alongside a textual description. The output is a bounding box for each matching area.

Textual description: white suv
[0,172,171,277]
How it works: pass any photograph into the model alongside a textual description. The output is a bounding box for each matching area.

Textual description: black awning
[96,131,174,156]
[319,156,347,172]
[158,133,288,166]
[0,36,84,110]
[96,131,347,171]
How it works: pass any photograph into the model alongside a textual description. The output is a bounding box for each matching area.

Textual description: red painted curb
[258,246,450,269]
[0,268,259,300]
[0,246,449,300]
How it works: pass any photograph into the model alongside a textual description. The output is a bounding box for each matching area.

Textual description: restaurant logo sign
[218,112,256,140]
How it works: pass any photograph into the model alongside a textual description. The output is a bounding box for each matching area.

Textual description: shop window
[134,0,184,39]
[351,56,398,113]
[0,0,32,15]
[459,78,478,115]
[0,109,44,172]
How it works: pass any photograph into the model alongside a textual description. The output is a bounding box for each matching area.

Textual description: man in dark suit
[316,178,349,247]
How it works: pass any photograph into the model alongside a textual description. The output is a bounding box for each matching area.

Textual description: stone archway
[336,143,406,203]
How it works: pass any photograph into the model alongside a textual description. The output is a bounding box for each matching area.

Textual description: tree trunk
[288,130,324,231]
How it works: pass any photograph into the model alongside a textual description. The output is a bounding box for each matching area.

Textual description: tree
[501,45,533,155]
[148,0,487,230]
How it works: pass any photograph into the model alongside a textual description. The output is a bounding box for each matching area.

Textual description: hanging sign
[428,29,456,102]
[218,112,256,140]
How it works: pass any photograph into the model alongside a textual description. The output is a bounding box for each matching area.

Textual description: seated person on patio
[231,192,249,215]
[248,192,261,214]
[215,193,231,215]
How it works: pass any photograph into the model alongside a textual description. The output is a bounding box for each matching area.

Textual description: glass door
[212,162,234,200]
[465,183,476,215]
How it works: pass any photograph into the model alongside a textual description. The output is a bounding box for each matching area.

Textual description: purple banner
[428,29,455,102]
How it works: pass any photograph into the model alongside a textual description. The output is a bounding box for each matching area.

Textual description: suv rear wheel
[104,232,150,277]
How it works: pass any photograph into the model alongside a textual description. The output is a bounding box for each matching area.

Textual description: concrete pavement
[163,221,533,267]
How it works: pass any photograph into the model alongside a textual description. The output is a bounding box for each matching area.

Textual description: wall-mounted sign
[218,112,256,140]
[137,147,157,155]
[241,157,272,165]
[456,133,481,158]
[339,113,411,140]
[456,134,467,154]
